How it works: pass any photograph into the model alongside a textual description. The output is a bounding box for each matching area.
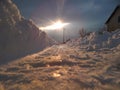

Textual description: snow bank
[0,0,56,64]
[67,29,120,50]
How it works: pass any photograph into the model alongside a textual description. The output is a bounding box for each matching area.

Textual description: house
[105,5,120,32]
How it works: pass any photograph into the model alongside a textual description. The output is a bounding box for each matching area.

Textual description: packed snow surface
[0,41,120,90]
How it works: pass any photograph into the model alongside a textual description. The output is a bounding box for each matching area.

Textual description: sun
[39,20,69,30]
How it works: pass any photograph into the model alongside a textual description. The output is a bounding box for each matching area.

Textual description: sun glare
[39,20,69,30]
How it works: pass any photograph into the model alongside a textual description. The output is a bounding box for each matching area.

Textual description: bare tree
[79,28,86,38]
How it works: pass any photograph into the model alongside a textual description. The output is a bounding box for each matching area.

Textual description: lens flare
[39,20,69,30]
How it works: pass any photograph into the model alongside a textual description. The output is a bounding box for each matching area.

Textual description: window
[118,16,120,23]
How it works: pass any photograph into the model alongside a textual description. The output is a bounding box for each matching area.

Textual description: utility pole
[63,28,65,43]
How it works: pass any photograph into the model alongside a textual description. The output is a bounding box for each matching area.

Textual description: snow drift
[67,29,120,50]
[0,0,56,64]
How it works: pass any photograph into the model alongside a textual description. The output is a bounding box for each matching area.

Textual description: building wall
[107,7,120,32]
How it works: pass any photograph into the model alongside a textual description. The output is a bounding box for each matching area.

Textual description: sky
[12,0,120,42]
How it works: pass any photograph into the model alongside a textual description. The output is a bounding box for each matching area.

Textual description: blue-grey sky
[12,0,120,41]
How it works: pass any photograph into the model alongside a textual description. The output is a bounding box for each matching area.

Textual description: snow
[0,42,120,89]
[67,29,120,50]
[0,0,56,64]
[0,0,120,89]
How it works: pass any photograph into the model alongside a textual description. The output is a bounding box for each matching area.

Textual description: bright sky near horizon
[13,0,120,41]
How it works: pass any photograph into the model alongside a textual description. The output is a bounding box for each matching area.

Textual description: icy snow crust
[0,29,120,90]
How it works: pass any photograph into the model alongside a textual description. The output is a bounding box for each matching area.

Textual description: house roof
[105,5,120,24]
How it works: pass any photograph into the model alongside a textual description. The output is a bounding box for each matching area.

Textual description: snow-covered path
[0,44,120,90]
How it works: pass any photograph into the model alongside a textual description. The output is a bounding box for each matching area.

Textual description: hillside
[0,0,55,64]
